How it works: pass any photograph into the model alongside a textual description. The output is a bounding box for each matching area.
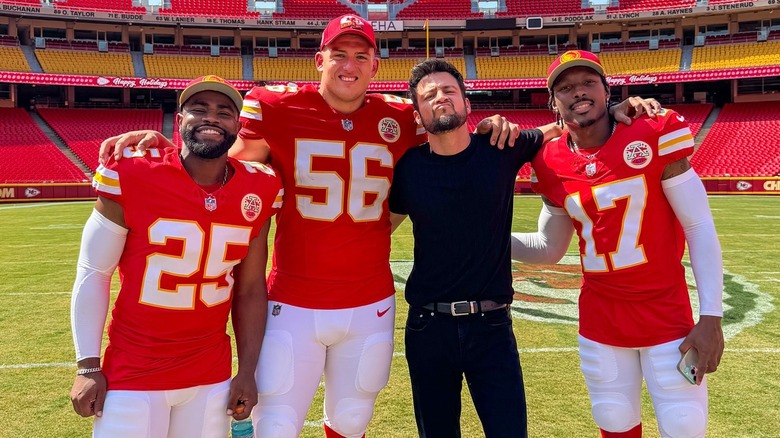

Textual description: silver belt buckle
[450,301,475,316]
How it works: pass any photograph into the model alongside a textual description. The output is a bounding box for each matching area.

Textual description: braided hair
[548,75,611,129]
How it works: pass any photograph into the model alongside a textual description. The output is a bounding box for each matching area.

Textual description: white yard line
[0,201,92,211]
[12,347,780,371]
[1,292,71,296]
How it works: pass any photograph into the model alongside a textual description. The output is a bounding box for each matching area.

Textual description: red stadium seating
[606,0,694,12]
[396,0,481,19]
[497,0,592,17]
[0,0,43,5]
[159,0,259,18]
[54,0,145,13]
[272,0,354,19]
[37,109,163,172]
[691,102,780,177]
[43,38,130,52]
[0,108,87,183]
[0,35,20,47]
[704,32,758,45]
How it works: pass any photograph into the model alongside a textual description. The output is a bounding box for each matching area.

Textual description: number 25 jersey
[531,110,696,347]
[240,84,427,309]
[93,147,283,390]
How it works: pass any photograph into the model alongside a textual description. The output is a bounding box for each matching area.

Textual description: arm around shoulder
[229,136,271,163]
[535,122,563,143]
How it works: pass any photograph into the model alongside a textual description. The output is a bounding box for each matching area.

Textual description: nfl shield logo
[342,119,353,131]
[272,304,282,316]
[585,162,597,177]
[204,195,217,211]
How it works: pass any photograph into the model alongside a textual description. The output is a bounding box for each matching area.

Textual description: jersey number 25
[140,219,252,310]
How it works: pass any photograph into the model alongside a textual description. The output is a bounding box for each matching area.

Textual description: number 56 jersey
[240,84,427,309]
[93,146,283,390]
[530,110,696,348]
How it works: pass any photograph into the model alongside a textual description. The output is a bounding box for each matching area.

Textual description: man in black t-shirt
[388,59,562,438]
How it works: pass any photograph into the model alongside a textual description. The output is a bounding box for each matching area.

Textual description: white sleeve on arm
[511,203,574,264]
[71,209,128,361]
[662,167,723,317]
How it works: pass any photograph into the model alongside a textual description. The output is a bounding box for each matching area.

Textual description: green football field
[0,196,777,437]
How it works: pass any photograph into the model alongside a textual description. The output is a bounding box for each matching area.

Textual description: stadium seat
[273,0,355,19]
[606,0,694,12]
[691,41,780,70]
[0,108,87,183]
[159,0,258,17]
[37,109,163,172]
[144,54,243,80]
[396,0,481,19]
[35,49,134,76]
[690,102,780,177]
[0,46,31,72]
[497,0,592,17]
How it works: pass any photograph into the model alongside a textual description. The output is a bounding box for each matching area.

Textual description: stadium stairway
[242,54,254,81]
[390,0,416,19]
[29,111,93,176]
[340,0,364,15]
[131,51,146,77]
[680,45,693,71]
[465,54,477,80]
[20,46,43,73]
[694,107,721,147]
[163,112,175,140]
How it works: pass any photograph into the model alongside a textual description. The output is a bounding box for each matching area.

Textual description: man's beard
[565,98,599,129]
[423,110,467,135]
[181,127,237,159]
[569,117,597,129]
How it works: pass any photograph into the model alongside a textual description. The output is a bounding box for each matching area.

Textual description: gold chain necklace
[203,164,229,212]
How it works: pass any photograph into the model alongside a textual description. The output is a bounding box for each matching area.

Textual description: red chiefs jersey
[531,109,696,347]
[239,84,427,309]
[92,146,283,390]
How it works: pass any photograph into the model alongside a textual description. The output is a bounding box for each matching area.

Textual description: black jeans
[405,306,527,438]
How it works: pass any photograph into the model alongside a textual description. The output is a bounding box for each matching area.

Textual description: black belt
[422,300,508,316]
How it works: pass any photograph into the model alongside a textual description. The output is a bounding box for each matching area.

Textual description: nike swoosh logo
[377,307,391,318]
[677,115,685,122]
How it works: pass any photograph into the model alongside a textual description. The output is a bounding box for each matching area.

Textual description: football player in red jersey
[511,51,724,438]
[70,76,284,438]
[98,17,660,437]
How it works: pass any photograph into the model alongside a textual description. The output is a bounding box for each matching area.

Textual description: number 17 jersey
[240,84,427,309]
[531,110,696,348]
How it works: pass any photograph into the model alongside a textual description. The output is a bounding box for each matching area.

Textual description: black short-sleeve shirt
[389,130,544,307]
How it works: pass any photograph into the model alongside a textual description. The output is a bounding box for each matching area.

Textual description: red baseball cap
[547,50,605,90]
[320,14,377,51]
[179,75,243,111]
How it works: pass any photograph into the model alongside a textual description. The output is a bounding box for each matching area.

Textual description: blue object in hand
[231,418,255,438]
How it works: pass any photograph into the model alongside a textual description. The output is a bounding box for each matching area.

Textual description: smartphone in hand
[677,348,698,385]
